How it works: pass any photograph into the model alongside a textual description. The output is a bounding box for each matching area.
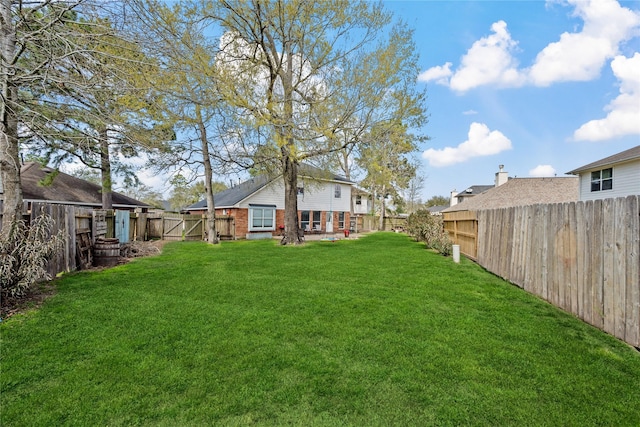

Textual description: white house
[185,165,354,239]
[567,145,640,201]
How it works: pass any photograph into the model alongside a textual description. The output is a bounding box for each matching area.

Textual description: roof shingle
[443,177,578,212]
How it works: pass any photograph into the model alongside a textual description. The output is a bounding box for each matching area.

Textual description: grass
[1,232,639,426]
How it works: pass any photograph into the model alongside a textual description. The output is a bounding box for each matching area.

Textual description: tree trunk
[0,0,23,237]
[196,105,218,244]
[99,128,113,210]
[280,154,302,245]
[378,194,386,231]
[279,42,303,245]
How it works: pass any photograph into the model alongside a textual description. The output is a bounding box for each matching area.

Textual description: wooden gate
[183,216,203,241]
[162,214,204,241]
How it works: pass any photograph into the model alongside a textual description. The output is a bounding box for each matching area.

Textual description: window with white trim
[312,211,321,230]
[591,168,613,192]
[249,205,275,231]
[301,211,310,231]
[338,212,345,229]
[334,184,341,198]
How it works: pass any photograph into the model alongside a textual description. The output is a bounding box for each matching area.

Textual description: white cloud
[418,0,640,92]
[573,53,640,141]
[529,164,556,177]
[528,0,640,86]
[422,122,513,167]
[417,21,523,91]
[449,21,525,92]
[463,109,478,115]
[417,62,452,84]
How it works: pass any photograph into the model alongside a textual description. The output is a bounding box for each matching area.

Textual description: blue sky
[81,0,639,202]
[386,0,640,201]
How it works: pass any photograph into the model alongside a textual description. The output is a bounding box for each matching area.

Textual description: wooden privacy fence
[476,196,639,348]
[29,202,94,276]
[443,210,478,259]
[1,205,238,278]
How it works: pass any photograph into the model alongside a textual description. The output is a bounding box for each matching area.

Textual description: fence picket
[625,196,640,347]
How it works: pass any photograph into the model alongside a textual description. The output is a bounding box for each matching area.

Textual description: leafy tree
[68,167,102,186]
[425,195,449,208]
[358,122,419,230]
[119,181,165,209]
[195,0,427,244]
[167,175,227,212]
[128,0,240,243]
[1,0,87,234]
[20,12,173,210]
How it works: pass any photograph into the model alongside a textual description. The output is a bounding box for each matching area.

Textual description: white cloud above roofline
[529,164,557,177]
[572,53,640,141]
[422,122,512,167]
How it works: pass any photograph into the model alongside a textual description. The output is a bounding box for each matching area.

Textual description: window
[297,186,304,195]
[249,205,275,231]
[591,168,613,192]
[301,211,310,231]
[312,211,321,230]
[334,184,341,198]
[338,212,345,229]
[355,195,362,205]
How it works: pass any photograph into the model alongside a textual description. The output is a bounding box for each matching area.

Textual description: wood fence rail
[475,196,639,348]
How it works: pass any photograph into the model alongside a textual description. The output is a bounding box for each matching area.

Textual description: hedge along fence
[476,195,639,348]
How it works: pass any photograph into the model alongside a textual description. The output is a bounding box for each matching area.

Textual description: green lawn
[2,232,639,426]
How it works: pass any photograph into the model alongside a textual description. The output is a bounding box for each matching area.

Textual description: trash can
[344,229,350,238]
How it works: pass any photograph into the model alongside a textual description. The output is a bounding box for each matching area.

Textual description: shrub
[406,210,452,256]
[0,213,65,300]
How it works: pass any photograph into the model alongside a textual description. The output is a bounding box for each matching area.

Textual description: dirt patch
[1,240,168,321]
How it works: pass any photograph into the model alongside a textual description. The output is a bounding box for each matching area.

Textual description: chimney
[495,164,508,187]
[450,189,458,207]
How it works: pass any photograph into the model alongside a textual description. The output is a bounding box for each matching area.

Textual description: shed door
[115,210,130,243]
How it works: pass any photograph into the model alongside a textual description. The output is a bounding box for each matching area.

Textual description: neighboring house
[450,185,494,206]
[352,187,373,216]
[185,165,354,239]
[19,162,151,211]
[449,165,510,207]
[443,177,579,213]
[427,205,448,216]
[566,145,640,201]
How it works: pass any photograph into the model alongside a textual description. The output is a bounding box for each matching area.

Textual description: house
[427,205,448,216]
[566,145,640,201]
[19,162,151,211]
[449,164,510,207]
[185,165,354,239]
[443,177,579,213]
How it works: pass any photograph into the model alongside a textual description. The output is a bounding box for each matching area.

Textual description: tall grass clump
[0,213,64,301]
